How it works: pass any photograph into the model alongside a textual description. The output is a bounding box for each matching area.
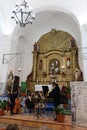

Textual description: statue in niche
[39,60,43,70]
[49,59,60,74]
[66,58,71,68]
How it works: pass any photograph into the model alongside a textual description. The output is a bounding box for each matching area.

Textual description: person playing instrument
[47,82,61,107]
[25,95,35,113]
[9,90,18,115]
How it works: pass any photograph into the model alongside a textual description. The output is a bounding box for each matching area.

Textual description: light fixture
[11,0,35,27]
[18,68,22,72]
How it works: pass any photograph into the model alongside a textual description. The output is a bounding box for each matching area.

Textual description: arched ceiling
[12,9,81,53]
[0,0,87,36]
[0,0,87,28]
[0,0,86,44]
[0,0,86,80]
[11,9,82,76]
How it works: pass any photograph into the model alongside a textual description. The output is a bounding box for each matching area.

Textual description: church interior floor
[0,114,87,130]
[71,125,87,130]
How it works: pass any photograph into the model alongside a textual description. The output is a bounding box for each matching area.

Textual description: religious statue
[7,70,14,87]
[69,37,75,47]
[74,68,82,81]
[39,60,43,70]
[26,72,33,82]
[33,42,39,52]
[7,70,14,94]
[50,60,60,73]
[66,58,71,68]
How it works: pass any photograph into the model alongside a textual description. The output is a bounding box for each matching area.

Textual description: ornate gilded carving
[27,29,83,90]
[37,29,77,52]
[49,59,60,74]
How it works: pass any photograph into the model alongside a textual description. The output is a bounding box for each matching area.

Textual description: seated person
[9,90,18,115]
[25,95,35,113]
[21,96,27,113]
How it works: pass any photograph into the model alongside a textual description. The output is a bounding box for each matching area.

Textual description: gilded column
[44,56,47,81]
[71,49,76,70]
[32,52,38,81]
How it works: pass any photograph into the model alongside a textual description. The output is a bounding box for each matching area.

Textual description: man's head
[52,82,56,88]
[52,82,59,88]
[6,124,19,130]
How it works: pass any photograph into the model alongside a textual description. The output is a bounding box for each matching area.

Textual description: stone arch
[10,5,83,81]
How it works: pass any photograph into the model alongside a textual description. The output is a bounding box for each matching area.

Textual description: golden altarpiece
[27,29,83,92]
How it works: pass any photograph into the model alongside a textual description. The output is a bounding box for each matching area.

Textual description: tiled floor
[72,125,87,130]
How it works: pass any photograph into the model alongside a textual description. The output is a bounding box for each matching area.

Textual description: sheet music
[35,84,52,91]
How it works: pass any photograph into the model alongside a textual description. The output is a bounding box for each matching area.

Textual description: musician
[25,95,35,113]
[47,82,61,107]
[39,91,45,99]
[9,90,18,115]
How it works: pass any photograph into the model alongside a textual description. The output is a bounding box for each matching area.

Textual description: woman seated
[25,95,35,113]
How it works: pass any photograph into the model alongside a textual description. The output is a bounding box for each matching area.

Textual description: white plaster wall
[10,9,81,82]
[0,0,87,89]
[80,24,87,81]
[0,5,12,83]
[0,0,87,32]
[0,35,11,82]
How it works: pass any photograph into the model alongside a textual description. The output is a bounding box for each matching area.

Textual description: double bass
[13,97,21,114]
